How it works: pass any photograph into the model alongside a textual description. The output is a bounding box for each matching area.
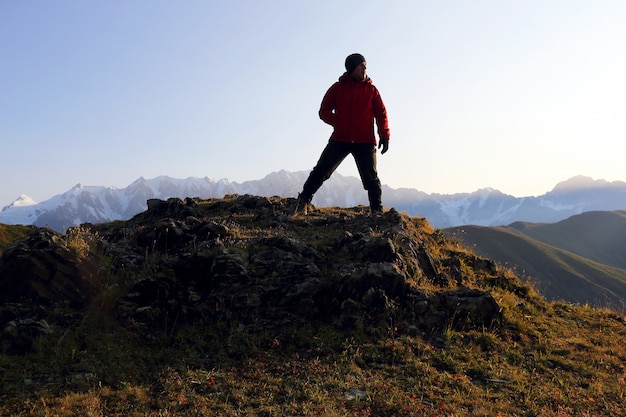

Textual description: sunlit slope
[509,210,626,269]
[444,224,626,308]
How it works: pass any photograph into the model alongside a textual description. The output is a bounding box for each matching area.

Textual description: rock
[196,221,230,241]
[345,388,367,401]
[416,243,444,285]
[1,318,53,354]
[437,288,501,329]
[0,228,88,307]
[0,195,511,354]
[135,218,190,252]
[347,263,409,300]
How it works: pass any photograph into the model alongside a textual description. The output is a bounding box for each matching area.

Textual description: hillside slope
[0,223,33,254]
[1,196,624,416]
[509,210,626,269]
[443,224,626,308]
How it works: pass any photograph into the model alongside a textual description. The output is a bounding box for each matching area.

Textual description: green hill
[509,210,626,269]
[1,196,624,416]
[443,224,626,308]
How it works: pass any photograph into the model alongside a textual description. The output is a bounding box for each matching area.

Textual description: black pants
[300,140,382,212]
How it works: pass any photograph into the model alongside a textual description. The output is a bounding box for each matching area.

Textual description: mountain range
[2,171,626,231]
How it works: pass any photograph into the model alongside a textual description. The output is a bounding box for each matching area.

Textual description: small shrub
[64,225,98,259]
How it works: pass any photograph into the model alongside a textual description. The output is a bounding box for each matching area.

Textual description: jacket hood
[338,73,372,84]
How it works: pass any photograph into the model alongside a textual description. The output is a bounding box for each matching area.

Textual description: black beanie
[345,53,365,74]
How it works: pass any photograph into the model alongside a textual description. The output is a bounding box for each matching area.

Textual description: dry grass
[1,204,625,416]
[3,304,625,416]
[63,225,99,259]
[0,224,32,254]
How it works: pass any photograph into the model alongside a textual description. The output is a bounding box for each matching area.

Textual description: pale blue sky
[2,0,625,205]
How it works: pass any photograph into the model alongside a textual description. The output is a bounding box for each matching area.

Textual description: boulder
[0,228,87,307]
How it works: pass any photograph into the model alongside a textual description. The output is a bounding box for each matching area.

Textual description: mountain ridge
[443,210,626,309]
[2,172,626,230]
[508,210,626,269]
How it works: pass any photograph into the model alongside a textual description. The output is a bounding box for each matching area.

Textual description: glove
[378,137,389,154]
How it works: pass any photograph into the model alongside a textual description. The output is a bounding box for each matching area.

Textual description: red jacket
[319,74,390,145]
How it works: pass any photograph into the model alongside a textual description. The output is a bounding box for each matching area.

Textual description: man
[294,53,390,216]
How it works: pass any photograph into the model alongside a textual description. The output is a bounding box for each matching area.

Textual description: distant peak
[130,176,147,184]
[552,176,609,192]
[4,195,37,209]
[475,187,497,193]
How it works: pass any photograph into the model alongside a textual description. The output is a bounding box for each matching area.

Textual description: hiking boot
[371,208,383,218]
[293,198,309,215]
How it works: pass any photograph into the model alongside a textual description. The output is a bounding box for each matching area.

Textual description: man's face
[350,61,367,81]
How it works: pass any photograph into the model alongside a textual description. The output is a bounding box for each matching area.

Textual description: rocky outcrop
[0,228,92,353]
[0,195,516,354]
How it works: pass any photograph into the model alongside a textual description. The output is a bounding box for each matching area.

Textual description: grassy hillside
[509,210,626,269]
[1,197,625,416]
[443,225,626,309]
[0,223,33,254]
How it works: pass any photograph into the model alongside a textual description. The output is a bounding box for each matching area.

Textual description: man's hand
[378,137,389,154]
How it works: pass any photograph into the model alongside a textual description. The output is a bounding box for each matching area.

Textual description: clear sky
[2,0,625,206]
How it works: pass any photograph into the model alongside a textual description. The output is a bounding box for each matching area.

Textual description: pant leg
[352,143,383,211]
[300,140,351,202]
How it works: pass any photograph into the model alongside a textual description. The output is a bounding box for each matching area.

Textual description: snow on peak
[3,172,626,230]
[3,195,38,211]
[0,194,41,223]
[13,195,37,206]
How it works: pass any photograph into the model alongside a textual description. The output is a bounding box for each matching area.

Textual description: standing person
[294,53,390,216]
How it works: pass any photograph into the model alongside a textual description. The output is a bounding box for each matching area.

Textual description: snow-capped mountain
[386,175,626,227]
[0,195,38,224]
[2,172,626,231]
[3,194,37,208]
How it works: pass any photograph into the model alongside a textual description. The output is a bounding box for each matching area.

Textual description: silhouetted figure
[295,53,390,216]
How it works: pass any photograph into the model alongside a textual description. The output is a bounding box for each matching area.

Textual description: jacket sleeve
[319,83,337,126]
[372,87,390,140]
